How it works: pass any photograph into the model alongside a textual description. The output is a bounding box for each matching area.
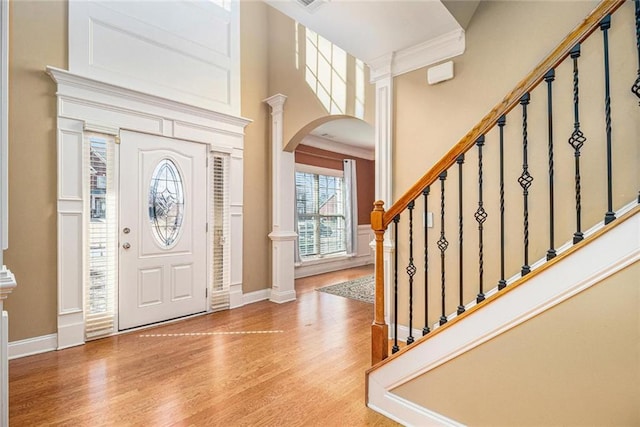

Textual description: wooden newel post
[371,200,388,365]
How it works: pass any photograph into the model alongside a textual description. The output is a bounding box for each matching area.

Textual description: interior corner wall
[240,1,271,294]
[391,0,638,326]
[5,0,67,341]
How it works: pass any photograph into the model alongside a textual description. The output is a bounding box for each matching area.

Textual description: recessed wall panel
[171,264,193,301]
[138,268,163,307]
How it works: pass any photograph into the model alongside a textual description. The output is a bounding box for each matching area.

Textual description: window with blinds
[85,133,117,339]
[210,152,230,312]
[295,170,346,258]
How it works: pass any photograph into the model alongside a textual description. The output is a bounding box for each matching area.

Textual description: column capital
[264,94,287,114]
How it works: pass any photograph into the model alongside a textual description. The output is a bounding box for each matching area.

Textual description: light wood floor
[10,265,398,426]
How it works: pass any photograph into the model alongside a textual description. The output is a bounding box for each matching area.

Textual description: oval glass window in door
[148,158,185,248]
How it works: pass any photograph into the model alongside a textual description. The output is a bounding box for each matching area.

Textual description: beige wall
[5,0,67,341]
[240,1,271,294]
[393,261,640,426]
[267,7,375,150]
[391,0,639,329]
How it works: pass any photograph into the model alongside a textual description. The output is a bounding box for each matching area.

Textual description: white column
[369,55,395,327]
[0,270,16,427]
[369,54,394,205]
[264,94,297,304]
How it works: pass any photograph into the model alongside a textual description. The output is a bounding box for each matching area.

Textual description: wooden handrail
[381,0,625,228]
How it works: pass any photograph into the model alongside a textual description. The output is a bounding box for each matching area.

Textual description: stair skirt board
[368,210,639,426]
[368,393,465,427]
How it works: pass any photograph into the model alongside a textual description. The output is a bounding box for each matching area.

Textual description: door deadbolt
[122,242,131,249]
[123,227,130,234]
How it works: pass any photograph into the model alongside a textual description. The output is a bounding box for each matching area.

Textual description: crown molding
[46,67,252,130]
[368,28,466,83]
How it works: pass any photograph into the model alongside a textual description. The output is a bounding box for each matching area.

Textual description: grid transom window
[296,170,346,257]
[305,29,347,114]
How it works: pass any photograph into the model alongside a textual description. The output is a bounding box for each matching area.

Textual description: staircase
[367,1,640,425]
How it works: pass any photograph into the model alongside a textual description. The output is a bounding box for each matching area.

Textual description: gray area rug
[316,275,374,304]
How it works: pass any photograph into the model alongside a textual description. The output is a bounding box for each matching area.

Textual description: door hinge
[206,288,208,298]
[206,157,209,168]
[115,135,121,145]
[206,223,209,232]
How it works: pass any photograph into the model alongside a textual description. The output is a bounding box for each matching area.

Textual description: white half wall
[295,224,374,278]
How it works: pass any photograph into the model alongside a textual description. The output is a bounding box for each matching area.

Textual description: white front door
[119,130,207,330]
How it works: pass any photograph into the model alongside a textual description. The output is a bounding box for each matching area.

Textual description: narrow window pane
[317,56,332,94]
[318,35,332,62]
[332,46,347,80]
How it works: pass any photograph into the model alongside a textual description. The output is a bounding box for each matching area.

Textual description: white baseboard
[229,282,243,309]
[243,289,271,305]
[8,334,58,360]
[368,393,464,427]
[269,289,296,304]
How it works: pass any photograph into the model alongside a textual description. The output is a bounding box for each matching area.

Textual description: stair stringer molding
[367,209,640,427]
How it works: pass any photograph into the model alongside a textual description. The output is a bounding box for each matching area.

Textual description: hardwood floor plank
[10,266,397,426]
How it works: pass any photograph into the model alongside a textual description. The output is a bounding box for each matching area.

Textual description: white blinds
[84,133,117,339]
[209,152,230,312]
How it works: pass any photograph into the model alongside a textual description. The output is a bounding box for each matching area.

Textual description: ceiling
[264,0,465,65]
[264,0,481,151]
[310,118,374,148]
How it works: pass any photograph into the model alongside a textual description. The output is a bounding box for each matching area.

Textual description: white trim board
[368,210,640,426]
[368,29,465,82]
[8,334,58,360]
[48,67,249,350]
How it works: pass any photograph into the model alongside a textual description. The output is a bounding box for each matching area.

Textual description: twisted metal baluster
[406,201,416,345]
[422,187,431,336]
[545,69,557,260]
[437,171,449,326]
[518,93,533,276]
[497,115,507,290]
[456,154,465,315]
[568,44,586,244]
[632,0,640,103]
[392,215,400,354]
[602,15,616,225]
[475,135,487,303]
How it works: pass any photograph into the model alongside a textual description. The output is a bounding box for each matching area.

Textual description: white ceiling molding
[368,28,465,83]
[301,134,375,161]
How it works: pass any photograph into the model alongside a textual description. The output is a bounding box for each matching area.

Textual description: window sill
[295,252,355,268]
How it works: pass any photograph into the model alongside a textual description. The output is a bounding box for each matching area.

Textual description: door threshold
[116,311,209,336]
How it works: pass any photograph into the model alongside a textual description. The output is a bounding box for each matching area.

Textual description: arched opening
[289,116,375,279]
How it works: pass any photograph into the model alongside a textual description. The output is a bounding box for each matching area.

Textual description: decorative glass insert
[148,159,185,247]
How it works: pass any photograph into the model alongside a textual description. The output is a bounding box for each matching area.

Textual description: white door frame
[48,67,249,349]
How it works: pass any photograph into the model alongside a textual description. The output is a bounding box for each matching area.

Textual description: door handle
[123,242,131,249]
